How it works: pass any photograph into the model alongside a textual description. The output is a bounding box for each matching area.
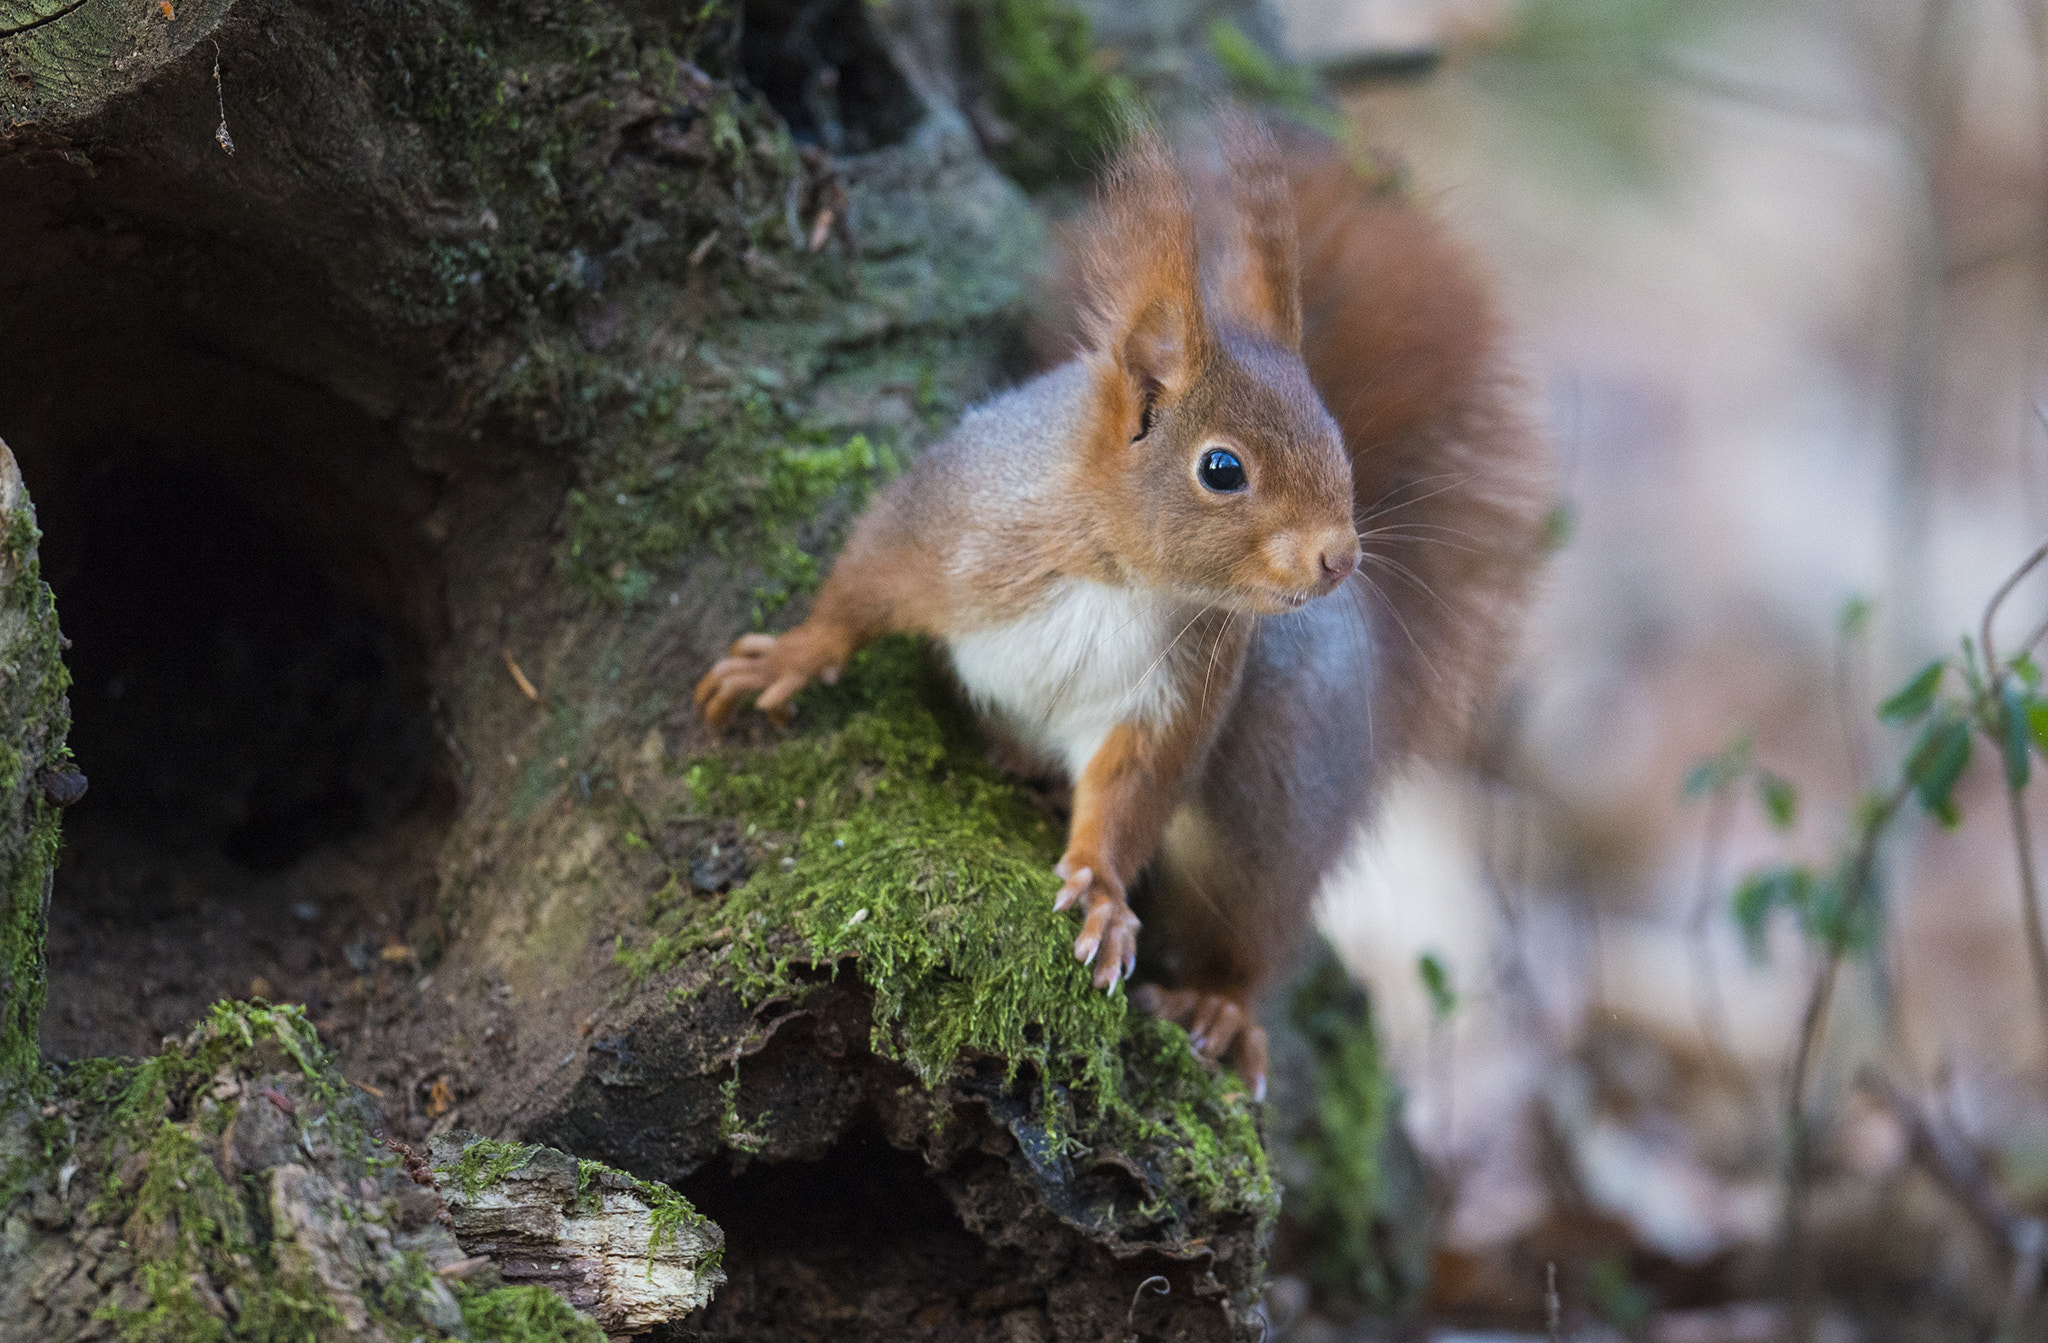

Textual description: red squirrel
[695,115,1548,1096]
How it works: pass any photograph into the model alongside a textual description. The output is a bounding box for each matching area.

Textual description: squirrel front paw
[1054,855,1138,991]
[693,629,845,727]
[1132,986,1270,1102]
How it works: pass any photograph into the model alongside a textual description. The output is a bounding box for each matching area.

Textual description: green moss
[445,1136,543,1199]
[52,1011,717,1338]
[45,1002,458,1342]
[461,1284,608,1343]
[99,1125,264,1342]
[1278,948,1426,1310]
[372,2,805,331]
[1109,1017,1273,1217]
[619,637,1271,1222]
[562,391,898,617]
[964,0,1136,189]
[80,1002,339,1224]
[622,638,1116,1090]
[0,491,70,1097]
[0,796,57,1095]
[573,1157,717,1263]
[1205,20,1340,135]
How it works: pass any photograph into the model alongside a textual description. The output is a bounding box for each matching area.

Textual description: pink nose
[1319,548,1358,584]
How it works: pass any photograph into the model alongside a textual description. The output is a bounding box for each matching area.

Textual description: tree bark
[0,440,69,1096]
[0,0,1320,1337]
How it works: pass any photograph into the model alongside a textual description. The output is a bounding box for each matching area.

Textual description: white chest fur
[946,581,1189,779]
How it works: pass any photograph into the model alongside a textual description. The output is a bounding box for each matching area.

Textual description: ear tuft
[1075,122,1207,399]
[1208,108,1302,349]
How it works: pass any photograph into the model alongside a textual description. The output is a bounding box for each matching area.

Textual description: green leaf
[1757,772,1798,830]
[2014,654,2041,691]
[1417,952,1457,1021]
[1800,861,1883,957]
[1733,866,1808,963]
[1879,659,1947,725]
[2001,682,2032,792]
[1906,715,1972,827]
[1681,761,1717,800]
[2029,700,2048,758]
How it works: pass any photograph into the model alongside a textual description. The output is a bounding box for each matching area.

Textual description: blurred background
[1269,0,2048,1336]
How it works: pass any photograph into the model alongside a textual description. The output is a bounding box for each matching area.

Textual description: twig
[1546,1260,1561,1343]
[1978,542,2048,674]
[1979,539,2048,1056]
[502,648,541,702]
[1836,608,1876,795]
[1688,782,1747,1084]
[1861,1071,2046,1333]
[1478,776,1550,1035]
[1783,776,1913,1341]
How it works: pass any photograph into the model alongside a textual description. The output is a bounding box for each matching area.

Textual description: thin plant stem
[1784,777,1912,1342]
[1980,539,2048,1057]
[1688,785,1748,1089]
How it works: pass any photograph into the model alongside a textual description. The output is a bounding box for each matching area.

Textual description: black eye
[1198,448,1247,493]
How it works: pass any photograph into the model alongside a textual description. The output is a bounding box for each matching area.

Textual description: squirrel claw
[1068,885,1139,992]
[1137,987,1269,1102]
[694,631,836,728]
[1052,864,1091,912]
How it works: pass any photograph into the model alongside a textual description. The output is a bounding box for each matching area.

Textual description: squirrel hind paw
[694,633,816,727]
[1135,987,1269,1101]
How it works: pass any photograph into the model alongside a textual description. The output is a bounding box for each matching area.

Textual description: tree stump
[0,0,1340,1336]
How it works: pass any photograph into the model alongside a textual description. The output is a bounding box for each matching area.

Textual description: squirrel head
[1075,116,1361,615]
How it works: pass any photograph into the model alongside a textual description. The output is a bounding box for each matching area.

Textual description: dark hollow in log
[7,308,459,1060]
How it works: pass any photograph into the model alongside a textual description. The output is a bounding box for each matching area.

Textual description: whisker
[1359,551,1455,617]
[1328,576,1377,764]
[1346,567,1447,689]
[1356,520,1484,541]
[1201,609,1244,720]
[1124,599,1219,717]
[1356,524,1484,557]
[1354,472,1475,525]
[1031,588,1180,735]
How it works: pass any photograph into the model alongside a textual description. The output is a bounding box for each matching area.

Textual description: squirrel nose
[1318,548,1358,584]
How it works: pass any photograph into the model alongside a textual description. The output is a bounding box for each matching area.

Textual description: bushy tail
[1281,128,1552,761]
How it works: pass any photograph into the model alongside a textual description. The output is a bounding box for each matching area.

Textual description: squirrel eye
[1198,448,1247,494]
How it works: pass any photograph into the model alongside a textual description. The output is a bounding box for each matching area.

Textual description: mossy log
[0,440,71,1096]
[0,0,1392,1336]
[0,1002,720,1339]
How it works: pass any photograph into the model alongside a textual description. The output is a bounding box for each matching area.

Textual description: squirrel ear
[1121,297,1191,404]
[1209,110,1302,350]
[1077,122,1207,395]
